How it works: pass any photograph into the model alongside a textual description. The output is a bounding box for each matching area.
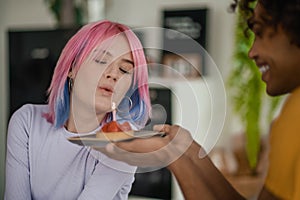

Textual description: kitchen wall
[0,0,238,198]
[104,0,239,146]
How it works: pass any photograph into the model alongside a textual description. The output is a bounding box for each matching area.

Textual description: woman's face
[71,34,134,117]
[248,3,300,96]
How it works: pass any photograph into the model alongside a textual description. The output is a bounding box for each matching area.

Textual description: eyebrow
[98,50,112,57]
[250,10,273,27]
[95,49,134,65]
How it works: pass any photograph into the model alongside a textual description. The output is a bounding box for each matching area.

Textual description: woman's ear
[68,71,74,78]
[68,71,74,93]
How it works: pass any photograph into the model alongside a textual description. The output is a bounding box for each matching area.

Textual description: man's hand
[94,124,194,168]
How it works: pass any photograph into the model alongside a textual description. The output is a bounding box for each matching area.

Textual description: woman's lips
[98,86,114,96]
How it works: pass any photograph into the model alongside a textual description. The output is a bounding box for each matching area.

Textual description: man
[99,0,300,199]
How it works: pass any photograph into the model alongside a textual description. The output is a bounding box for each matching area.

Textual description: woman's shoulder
[9,104,49,127]
[12,104,48,116]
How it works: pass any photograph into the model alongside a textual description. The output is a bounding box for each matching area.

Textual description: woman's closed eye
[95,59,133,74]
[119,67,132,74]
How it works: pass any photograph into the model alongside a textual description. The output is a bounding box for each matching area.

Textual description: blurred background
[0,0,278,199]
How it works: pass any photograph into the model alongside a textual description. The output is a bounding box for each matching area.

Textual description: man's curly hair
[231,0,300,47]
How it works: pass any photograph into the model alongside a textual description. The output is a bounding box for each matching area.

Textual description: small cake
[96,121,134,141]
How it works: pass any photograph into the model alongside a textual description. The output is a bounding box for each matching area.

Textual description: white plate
[68,130,165,147]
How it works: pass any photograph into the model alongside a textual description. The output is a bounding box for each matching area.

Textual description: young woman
[5,20,151,199]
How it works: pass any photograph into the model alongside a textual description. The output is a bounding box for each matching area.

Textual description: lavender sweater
[5,104,136,200]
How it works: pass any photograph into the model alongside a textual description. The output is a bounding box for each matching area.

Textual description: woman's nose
[104,64,119,81]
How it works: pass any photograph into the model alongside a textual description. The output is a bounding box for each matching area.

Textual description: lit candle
[112,102,116,121]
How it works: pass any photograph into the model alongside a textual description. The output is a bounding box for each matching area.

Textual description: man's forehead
[253,3,263,21]
[253,3,272,23]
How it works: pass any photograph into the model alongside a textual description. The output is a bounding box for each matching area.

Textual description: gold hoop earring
[68,78,73,93]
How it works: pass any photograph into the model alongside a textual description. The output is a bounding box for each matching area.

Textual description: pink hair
[44,20,151,127]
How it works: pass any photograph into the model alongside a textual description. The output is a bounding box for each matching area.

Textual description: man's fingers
[114,137,164,153]
[153,124,171,133]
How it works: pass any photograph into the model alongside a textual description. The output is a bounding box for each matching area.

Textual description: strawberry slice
[101,121,131,133]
